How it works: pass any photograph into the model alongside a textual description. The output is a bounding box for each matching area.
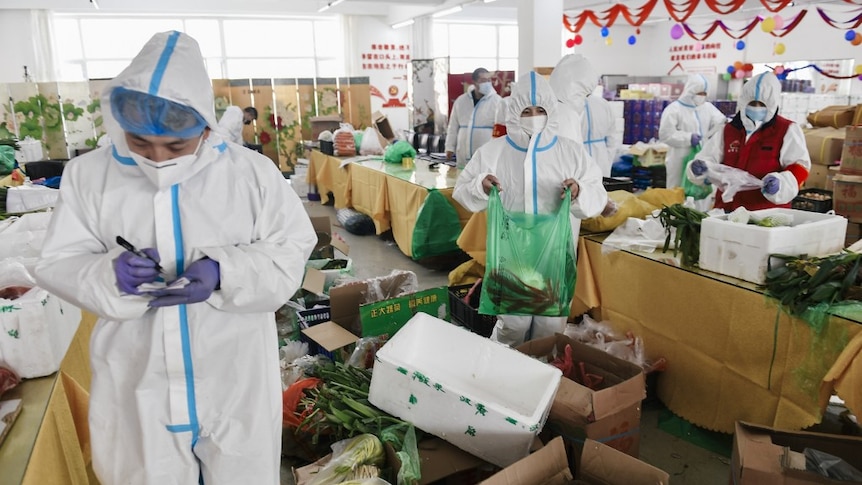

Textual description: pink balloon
[670,24,684,40]
[774,66,785,75]
[773,15,784,30]
[735,70,745,79]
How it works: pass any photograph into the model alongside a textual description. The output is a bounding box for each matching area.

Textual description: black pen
[116,236,165,274]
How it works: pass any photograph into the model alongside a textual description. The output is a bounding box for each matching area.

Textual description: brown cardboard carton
[373,110,396,142]
[480,437,572,485]
[732,421,862,485]
[808,105,856,129]
[329,271,417,336]
[805,164,838,190]
[804,127,845,166]
[310,115,342,141]
[386,437,495,485]
[841,125,862,175]
[832,173,862,223]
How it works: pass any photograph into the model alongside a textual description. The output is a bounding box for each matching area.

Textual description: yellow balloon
[856,65,862,75]
[606,37,613,46]
[761,17,775,33]
[774,43,786,55]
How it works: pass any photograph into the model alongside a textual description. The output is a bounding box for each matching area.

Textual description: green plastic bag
[681,145,712,200]
[384,140,417,164]
[479,187,576,316]
[411,189,461,259]
[0,146,15,176]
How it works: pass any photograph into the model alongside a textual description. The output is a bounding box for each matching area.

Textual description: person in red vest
[686,71,810,211]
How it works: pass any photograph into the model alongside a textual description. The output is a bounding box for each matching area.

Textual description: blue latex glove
[691,133,702,146]
[148,258,220,308]
[762,174,780,195]
[691,159,708,176]
[115,248,160,295]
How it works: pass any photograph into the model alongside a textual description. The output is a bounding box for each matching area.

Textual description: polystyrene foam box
[699,208,847,285]
[368,313,561,468]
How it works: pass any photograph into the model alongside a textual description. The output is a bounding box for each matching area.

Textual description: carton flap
[310,216,332,235]
[300,321,358,352]
[302,267,326,295]
[385,437,488,485]
[479,437,572,485]
[330,271,417,336]
[331,236,350,256]
[579,438,669,485]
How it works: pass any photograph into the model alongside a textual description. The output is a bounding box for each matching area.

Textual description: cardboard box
[807,105,856,129]
[481,437,669,485]
[310,115,342,141]
[373,110,396,142]
[833,173,862,223]
[359,285,449,337]
[368,313,562,468]
[329,270,418,336]
[300,320,358,362]
[805,163,839,190]
[517,334,645,467]
[804,127,845,166]
[841,125,862,175]
[732,421,862,485]
[386,437,496,485]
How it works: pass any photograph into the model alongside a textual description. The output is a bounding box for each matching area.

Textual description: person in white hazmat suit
[217,105,244,145]
[445,67,503,168]
[34,31,317,485]
[549,54,617,175]
[453,71,607,347]
[658,74,728,188]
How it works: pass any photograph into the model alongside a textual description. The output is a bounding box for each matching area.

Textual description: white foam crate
[368,313,561,468]
[699,208,847,285]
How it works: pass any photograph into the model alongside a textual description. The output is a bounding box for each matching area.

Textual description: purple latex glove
[148,258,220,308]
[115,248,161,295]
[691,159,708,176]
[691,133,702,146]
[762,174,780,195]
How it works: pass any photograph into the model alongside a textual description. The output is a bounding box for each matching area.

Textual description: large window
[52,15,343,81]
[431,22,518,75]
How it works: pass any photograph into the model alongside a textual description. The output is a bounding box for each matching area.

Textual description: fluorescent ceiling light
[483,0,497,3]
[318,0,345,12]
[432,5,463,18]
[90,0,100,9]
[392,19,415,29]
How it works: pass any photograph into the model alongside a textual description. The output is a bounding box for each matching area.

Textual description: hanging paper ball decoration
[743,63,754,72]
[605,37,613,46]
[628,35,637,45]
[774,66,785,75]
[846,30,857,41]
[761,17,775,33]
[733,61,744,70]
[722,73,732,81]
[601,26,609,37]
[773,15,784,30]
[727,65,736,74]
[853,33,862,46]
[736,40,746,50]
[670,24,684,40]
[566,38,575,48]
[774,43,786,55]
[574,34,583,45]
[735,70,746,79]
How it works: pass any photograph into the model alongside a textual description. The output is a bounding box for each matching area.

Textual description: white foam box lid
[368,313,562,468]
[698,208,847,285]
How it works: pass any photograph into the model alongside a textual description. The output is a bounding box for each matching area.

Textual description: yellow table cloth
[579,235,862,434]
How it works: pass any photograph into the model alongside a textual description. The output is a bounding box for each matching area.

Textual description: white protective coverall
[446,85,502,168]
[217,105,244,145]
[687,71,811,207]
[658,74,728,188]
[453,71,607,347]
[34,31,316,485]
[549,54,617,176]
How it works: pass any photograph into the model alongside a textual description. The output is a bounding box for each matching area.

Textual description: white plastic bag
[705,164,763,203]
[359,127,384,156]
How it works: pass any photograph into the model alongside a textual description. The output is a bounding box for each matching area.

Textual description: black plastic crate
[319,140,334,155]
[448,283,496,338]
[603,176,633,193]
[792,188,833,213]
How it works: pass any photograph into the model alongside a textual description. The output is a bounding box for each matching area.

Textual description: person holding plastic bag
[34,31,317,485]
[453,71,607,347]
[659,74,728,188]
[445,67,502,168]
[686,71,810,212]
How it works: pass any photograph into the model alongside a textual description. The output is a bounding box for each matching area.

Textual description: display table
[577,235,862,434]
[0,311,97,484]
[307,151,472,259]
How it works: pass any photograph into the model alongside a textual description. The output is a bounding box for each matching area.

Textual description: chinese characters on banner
[668,42,722,62]
[361,43,411,71]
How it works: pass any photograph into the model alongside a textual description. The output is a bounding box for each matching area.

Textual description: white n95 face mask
[130,136,204,189]
[693,95,706,106]
[478,82,494,96]
[520,115,548,136]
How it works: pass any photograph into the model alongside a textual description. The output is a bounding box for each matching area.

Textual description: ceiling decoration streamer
[680,10,806,39]
[663,0,700,23]
[702,0,747,15]
[759,0,794,12]
[774,63,862,80]
[562,0,658,32]
[816,6,862,29]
